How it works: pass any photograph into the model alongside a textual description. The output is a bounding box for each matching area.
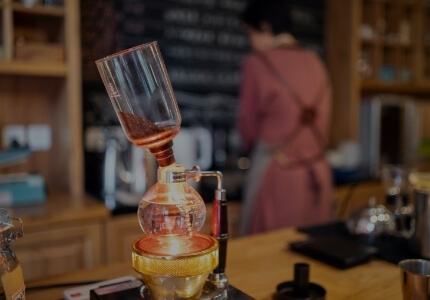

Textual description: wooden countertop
[25,227,402,300]
[7,190,110,228]
[226,228,401,299]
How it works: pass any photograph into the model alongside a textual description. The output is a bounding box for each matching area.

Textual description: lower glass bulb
[137,164,206,236]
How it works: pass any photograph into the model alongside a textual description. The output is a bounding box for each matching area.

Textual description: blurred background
[1,0,430,216]
[80,0,326,212]
[2,0,430,281]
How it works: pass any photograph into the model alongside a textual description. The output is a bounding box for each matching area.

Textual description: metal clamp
[2,217,24,245]
[12,217,24,240]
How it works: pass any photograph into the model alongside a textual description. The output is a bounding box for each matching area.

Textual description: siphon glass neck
[149,141,176,167]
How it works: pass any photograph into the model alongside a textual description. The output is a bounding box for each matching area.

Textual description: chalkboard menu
[113,0,249,96]
[81,0,326,125]
[81,1,119,83]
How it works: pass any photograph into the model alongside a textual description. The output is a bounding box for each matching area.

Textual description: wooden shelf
[0,60,67,76]
[362,39,412,49]
[11,2,64,17]
[0,0,83,196]
[361,80,430,95]
[327,0,430,145]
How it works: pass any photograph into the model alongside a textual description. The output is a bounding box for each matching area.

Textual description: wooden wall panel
[0,75,69,191]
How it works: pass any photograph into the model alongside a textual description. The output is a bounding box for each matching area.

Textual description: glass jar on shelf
[356,53,372,79]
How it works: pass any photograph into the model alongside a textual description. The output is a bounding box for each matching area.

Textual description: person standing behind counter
[237,0,334,236]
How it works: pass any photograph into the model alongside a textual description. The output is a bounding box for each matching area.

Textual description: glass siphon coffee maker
[0,208,25,300]
[96,42,252,299]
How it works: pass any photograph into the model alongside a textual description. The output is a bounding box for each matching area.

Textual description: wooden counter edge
[8,190,110,228]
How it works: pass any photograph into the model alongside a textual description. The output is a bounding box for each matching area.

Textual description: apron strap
[255,52,328,166]
[256,52,328,204]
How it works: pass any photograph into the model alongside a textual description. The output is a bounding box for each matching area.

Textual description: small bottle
[0,209,25,300]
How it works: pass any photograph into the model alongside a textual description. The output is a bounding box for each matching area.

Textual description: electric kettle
[172,126,212,189]
[172,126,212,169]
[102,128,158,211]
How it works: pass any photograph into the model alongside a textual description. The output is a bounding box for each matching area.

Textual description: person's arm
[237,56,261,154]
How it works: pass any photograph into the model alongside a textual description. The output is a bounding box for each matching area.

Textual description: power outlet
[2,125,27,148]
[27,124,52,151]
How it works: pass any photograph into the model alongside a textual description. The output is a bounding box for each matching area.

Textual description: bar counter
[25,227,402,300]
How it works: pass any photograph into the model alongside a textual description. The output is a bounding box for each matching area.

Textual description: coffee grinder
[96,42,253,299]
